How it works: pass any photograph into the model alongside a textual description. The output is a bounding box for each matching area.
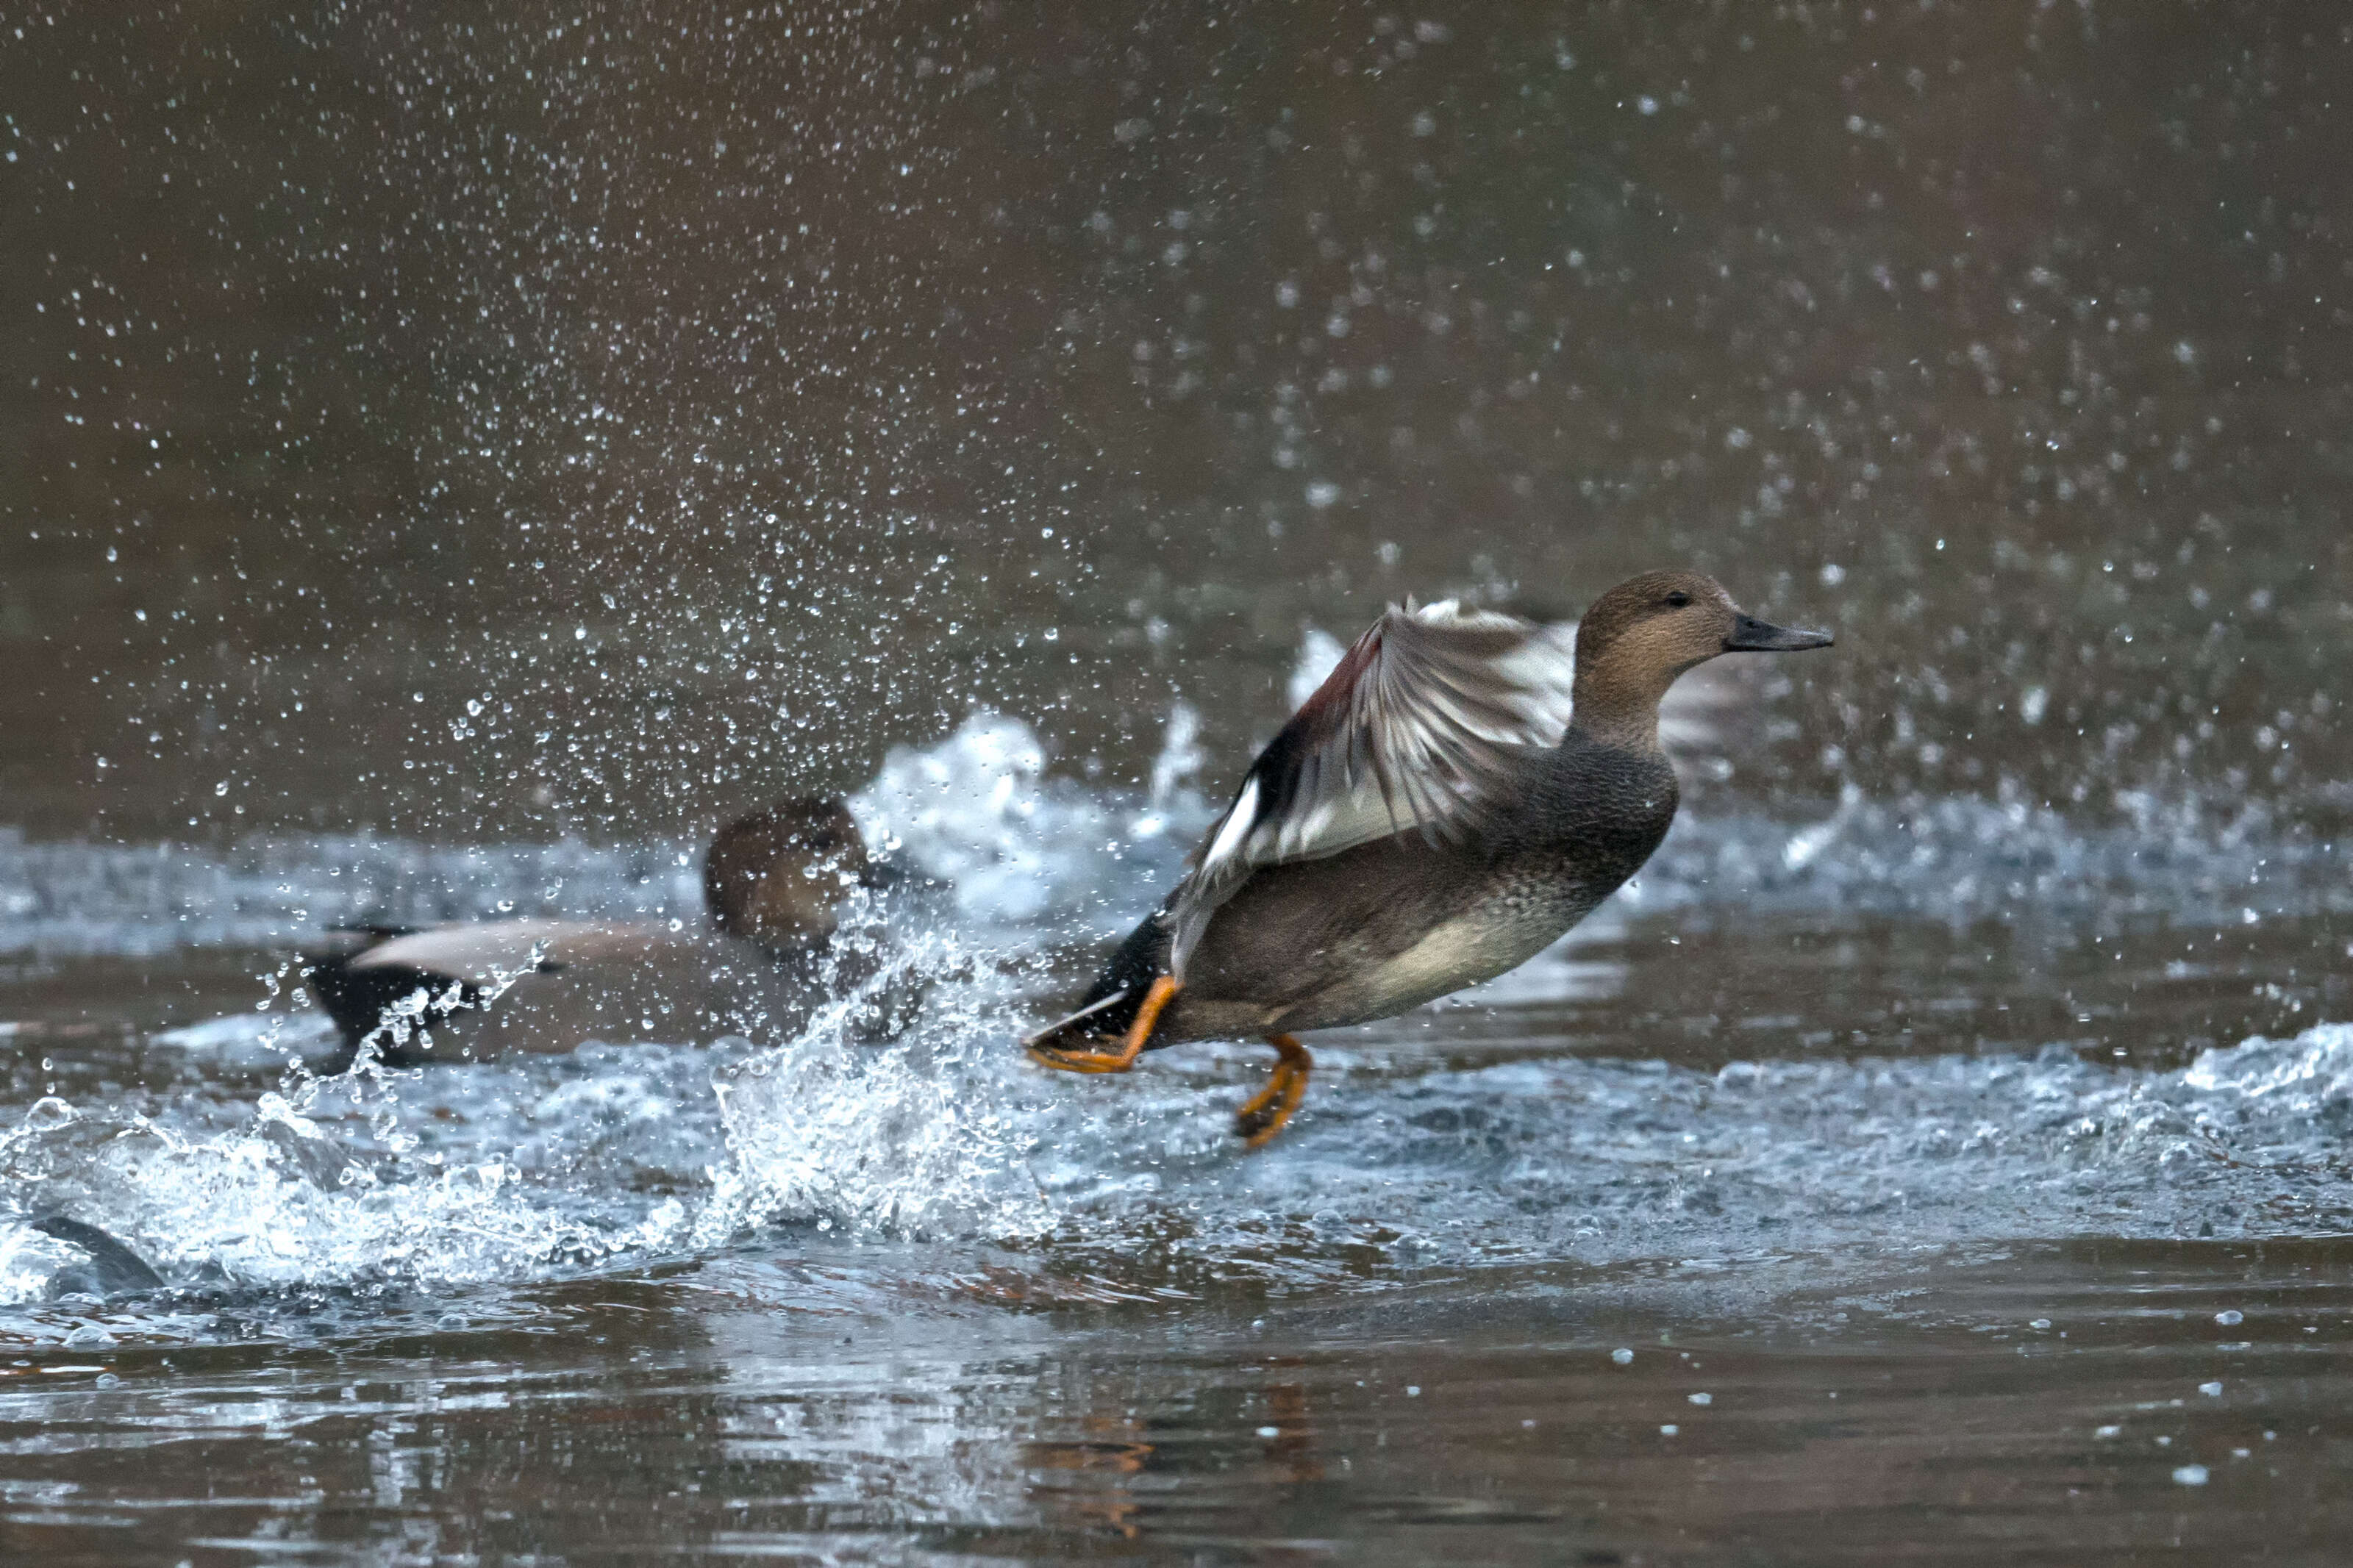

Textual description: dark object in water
[32,1213,166,1297]
[301,796,900,1071]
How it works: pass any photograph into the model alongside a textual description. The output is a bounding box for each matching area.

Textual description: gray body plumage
[1027,573,1831,1080]
[1094,730,1677,1045]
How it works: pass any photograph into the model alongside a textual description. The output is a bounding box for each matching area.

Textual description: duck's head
[702,795,876,950]
[1572,569,1834,748]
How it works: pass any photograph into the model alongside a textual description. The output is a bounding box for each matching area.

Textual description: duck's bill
[1723,612,1836,653]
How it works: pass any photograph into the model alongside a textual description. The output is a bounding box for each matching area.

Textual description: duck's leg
[1233,1034,1312,1147]
[1029,975,1181,1075]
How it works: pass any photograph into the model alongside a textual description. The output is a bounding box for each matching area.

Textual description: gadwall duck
[1023,570,1834,1145]
[306,797,889,1070]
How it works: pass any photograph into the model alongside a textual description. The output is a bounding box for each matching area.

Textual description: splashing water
[848,709,1212,937]
[2,656,2349,1321]
[697,930,1062,1245]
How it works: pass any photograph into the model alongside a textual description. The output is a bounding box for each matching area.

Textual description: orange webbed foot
[1026,1041,1144,1075]
[1233,1033,1312,1148]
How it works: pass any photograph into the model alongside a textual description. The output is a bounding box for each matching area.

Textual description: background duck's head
[1573,570,1835,748]
[702,795,874,950]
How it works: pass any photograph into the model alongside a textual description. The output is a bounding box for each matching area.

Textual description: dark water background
[3,3,2352,1563]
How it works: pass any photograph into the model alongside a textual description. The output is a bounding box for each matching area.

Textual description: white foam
[150,1009,339,1062]
[3,690,2342,961]
[849,709,1213,936]
[2180,1025,2353,1107]
[11,978,2353,1309]
[6,705,2352,1314]
[0,1089,694,1303]
[698,934,1058,1245]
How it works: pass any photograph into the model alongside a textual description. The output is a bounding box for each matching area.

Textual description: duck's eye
[1663,591,1691,608]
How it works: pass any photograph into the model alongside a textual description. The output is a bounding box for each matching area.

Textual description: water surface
[3,2,2349,1562]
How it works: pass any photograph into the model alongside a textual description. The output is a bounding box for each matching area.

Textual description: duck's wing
[347,919,677,987]
[1165,601,1576,975]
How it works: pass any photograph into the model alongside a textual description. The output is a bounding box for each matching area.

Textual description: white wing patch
[1488,622,1579,740]
[1199,775,1260,878]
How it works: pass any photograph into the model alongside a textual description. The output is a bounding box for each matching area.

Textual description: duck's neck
[1567,673,1668,754]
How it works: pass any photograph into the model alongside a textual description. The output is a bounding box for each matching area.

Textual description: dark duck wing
[1168,599,1577,975]
[1028,600,1577,1048]
[303,919,586,1070]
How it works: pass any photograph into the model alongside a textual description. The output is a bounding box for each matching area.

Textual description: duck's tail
[1018,907,1173,1053]
[304,962,465,1058]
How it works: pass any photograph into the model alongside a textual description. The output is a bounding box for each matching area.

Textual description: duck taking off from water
[1023,570,1835,1146]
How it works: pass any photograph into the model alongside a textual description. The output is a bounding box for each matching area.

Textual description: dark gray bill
[1723,612,1836,653]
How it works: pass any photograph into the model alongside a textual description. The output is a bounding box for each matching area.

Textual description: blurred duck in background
[304,797,899,1071]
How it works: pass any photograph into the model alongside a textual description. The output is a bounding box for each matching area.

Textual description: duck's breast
[1504,733,1681,872]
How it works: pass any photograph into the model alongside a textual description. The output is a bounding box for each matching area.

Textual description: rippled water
[6,1,2351,1562]
[6,714,2352,1561]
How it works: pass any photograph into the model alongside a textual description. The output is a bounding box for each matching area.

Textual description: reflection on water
[4,0,2351,1561]
[4,1246,2351,1564]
